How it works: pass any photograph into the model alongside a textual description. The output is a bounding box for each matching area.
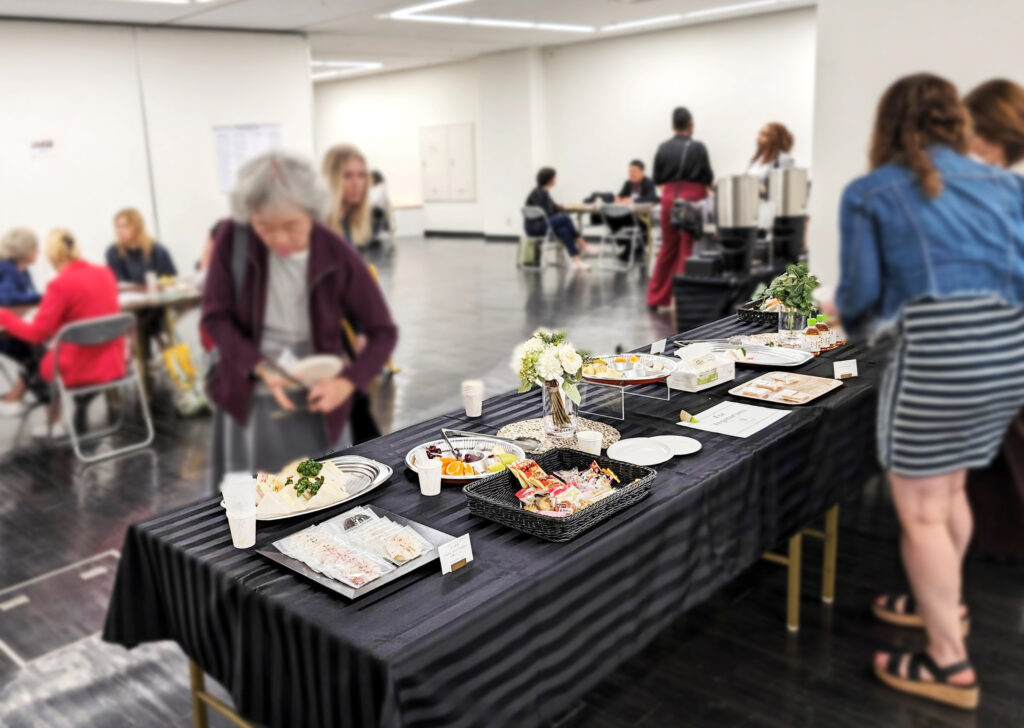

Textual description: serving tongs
[441,428,542,453]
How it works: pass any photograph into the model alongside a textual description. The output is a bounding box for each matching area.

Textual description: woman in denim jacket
[835,74,1024,709]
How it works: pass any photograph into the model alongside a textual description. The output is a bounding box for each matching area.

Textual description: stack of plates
[606,436,702,466]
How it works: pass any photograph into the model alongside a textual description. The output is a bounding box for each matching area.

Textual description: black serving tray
[257,505,453,599]
[736,297,780,326]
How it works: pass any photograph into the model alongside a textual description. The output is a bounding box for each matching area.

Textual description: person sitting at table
[524,167,592,271]
[202,151,398,487]
[0,227,43,416]
[747,122,795,193]
[0,229,124,437]
[833,73,1024,710]
[105,208,177,284]
[609,159,659,261]
[648,107,714,310]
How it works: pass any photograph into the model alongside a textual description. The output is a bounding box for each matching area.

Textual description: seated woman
[0,229,124,437]
[203,151,398,486]
[524,167,591,271]
[105,208,177,284]
[322,144,374,250]
[0,227,43,415]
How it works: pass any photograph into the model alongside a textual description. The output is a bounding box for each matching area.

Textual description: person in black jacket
[524,167,591,271]
[616,160,659,203]
[647,107,714,309]
[106,208,177,285]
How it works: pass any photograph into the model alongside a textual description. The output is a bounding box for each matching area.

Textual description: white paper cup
[145,271,159,295]
[576,430,603,456]
[462,379,483,417]
[418,458,442,497]
[226,511,256,549]
[221,475,256,515]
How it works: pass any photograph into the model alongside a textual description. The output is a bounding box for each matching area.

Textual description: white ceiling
[0,0,815,80]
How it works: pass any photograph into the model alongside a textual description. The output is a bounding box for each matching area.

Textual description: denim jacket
[836,146,1024,339]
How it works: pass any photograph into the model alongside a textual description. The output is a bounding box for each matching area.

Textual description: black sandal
[874,651,979,709]
[872,593,970,636]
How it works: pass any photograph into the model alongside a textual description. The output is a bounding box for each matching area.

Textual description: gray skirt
[209,391,351,489]
[878,297,1024,478]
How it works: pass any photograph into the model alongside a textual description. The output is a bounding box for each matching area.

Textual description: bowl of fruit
[406,436,526,485]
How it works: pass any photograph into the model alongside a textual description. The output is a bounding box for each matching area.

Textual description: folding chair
[519,207,566,269]
[598,204,644,272]
[52,313,154,463]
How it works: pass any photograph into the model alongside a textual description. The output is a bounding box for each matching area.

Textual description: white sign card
[833,360,859,380]
[678,401,791,439]
[213,123,283,193]
[438,534,474,574]
[650,339,667,355]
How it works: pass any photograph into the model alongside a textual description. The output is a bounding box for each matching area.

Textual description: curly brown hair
[751,122,794,165]
[869,73,970,198]
[964,79,1024,166]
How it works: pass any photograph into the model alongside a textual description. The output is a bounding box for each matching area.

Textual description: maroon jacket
[201,220,397,443]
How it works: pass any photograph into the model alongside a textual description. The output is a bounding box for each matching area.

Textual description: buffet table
[103,316,882,728]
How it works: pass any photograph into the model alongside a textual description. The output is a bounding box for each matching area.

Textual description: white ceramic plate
[288,355,345,387]
[406,436,527,484]
[606,438,674,466]
[651,435,702,456]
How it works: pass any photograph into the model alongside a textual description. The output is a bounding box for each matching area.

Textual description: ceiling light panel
[600,14,682,32]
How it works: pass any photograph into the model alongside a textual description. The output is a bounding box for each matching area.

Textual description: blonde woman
[105,208,177,284]
[321,144,373,248]
[0,229,124,435]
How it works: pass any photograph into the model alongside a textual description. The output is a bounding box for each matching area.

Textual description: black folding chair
[519,206,566,269]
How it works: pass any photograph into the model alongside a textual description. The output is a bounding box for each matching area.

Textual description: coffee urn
[715,174,760,274]
[769,167,809,263]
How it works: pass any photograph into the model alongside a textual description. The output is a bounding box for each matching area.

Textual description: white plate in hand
[288,355,344,387]
[651,435,702,456]
[606,438,674,466]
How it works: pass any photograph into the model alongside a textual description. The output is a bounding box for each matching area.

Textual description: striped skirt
[878,297,1024,478]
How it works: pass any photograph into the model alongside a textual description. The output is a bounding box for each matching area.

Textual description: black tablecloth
[103,317,884,728]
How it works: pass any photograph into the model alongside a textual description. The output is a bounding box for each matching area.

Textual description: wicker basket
[737,298,779,326]
[463,449,656,542]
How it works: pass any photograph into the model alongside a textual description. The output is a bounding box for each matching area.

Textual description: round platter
[651,435,702,456]
[405,436,527,485]
[581,354,678,387]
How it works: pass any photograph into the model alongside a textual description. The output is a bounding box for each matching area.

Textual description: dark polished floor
[0,238,1022,727]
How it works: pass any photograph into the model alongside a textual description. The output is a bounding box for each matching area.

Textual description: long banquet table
[103,315,884,728]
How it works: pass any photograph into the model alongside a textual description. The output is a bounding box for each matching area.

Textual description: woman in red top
[0,229,124,434]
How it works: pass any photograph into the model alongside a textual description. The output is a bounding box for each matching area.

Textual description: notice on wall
[213,123,282,193]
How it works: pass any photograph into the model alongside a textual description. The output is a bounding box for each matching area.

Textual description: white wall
[543,8,817,205]
[809,0,1024,285]
[314,60,483,234]
[313,7,817,237]
[0,20,313,288]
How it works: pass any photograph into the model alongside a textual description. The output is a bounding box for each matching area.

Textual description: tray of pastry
[728,371,842,405]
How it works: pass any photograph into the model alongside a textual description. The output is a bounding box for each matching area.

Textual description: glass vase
[778,308,807,349]
[542,380,577,439]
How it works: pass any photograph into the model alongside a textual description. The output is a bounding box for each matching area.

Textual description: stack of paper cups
[418,456,442,497]
[221,474,257,549]
[462,379,484,417]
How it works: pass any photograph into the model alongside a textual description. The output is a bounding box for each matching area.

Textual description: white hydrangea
[523,336,546,354]
[510,343,526,373]
[536,348,564,382]
[557,344,583,376]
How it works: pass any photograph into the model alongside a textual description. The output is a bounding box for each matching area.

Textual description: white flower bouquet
[511,329,585,435]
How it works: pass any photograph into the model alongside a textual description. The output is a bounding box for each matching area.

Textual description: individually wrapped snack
[768,372,799,385]
[579,488,616,508]
[548,484,583,515]
[755,379,784,392]
[322,506,379,535]
[382,526,428,564]
[779,389,810,404]
[516,487,539,511]
[739,385,772,399]
[274,530,331,561]
[309,539,391,587]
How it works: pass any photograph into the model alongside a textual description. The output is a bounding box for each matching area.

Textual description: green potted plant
[763,263,820,347]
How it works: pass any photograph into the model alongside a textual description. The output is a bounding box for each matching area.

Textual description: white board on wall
[418,122,476,203]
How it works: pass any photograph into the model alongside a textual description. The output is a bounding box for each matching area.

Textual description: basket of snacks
[463,448,656,542]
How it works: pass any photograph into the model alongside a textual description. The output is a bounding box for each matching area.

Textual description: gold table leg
[786,533,802,632]
[189,659,209,728]
[822,505,839,604]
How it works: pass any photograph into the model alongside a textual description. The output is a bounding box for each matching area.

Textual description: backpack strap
[230,221,248,305]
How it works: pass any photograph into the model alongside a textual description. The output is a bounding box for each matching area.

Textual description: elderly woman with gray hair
[202,151,398,485]
[0,227,43,415]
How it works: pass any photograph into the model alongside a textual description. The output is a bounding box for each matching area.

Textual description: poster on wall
[213,123,282,193]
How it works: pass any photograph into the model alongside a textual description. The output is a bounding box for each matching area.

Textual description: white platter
[582,354,678,386]
[222,455,393,521]
[651,435,702,456]
[684,343,813,368]
[606,438,674,466]
[406,436,527,484]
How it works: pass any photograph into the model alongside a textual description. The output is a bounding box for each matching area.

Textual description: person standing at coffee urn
[647,107,714,311]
